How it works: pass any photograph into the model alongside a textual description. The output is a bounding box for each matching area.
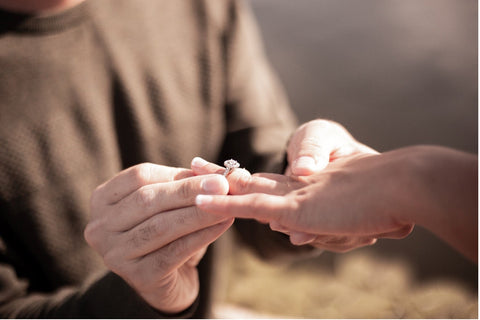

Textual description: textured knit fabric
[0,0,299,318]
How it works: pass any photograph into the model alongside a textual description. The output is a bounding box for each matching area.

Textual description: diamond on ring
[223,159,240,176]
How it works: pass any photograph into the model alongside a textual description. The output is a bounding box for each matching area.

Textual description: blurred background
[213,0,478,318]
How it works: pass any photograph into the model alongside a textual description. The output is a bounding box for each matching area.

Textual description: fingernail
[269,221,288,232]
[191,157,209,168]
[293,156,316,172]
[201,175,228,193]
[290,232,316,245]
[196,194,213,206]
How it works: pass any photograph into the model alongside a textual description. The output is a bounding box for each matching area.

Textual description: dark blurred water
[250,0,477,289]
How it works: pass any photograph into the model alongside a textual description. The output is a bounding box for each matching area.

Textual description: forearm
[398,145,477,261]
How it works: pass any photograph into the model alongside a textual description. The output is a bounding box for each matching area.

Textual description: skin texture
[84,163,233,313]
[194,121,477,262]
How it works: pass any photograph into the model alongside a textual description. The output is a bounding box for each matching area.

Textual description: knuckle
[180,206,211,227]
[84,219,103,249]
[129,216,167,249]
[249,193,266,208]
[131,163,155,185]
[89,185,105,211]
[311,119,332,129]
[230,174,251,194]
[299,136,323,150]
[173,207,197,226]
[83,223,96,247]
[287,196,301,214]
[189,205,205,222]
[132,225,155,248]
[133,186,156,209]
[283,194,302,225]
[238,175,251,192]
[298,119,330,134]
[173,211,187,225]
[84,216,116,257]
[177,180,194,200]
[152,252,172,275]
[167,238,188,259]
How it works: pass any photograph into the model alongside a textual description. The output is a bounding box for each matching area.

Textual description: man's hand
[287,119,377,176]
[84,163,234,314]
[192,154,415,253]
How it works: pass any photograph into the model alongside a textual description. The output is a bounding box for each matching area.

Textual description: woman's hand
[192,154,413,253]
[194,146,477,261]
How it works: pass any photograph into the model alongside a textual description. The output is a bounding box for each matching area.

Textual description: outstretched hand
[192,154,414,253]
[283,119,379,243]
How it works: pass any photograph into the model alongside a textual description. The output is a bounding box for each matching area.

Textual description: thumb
[288,120,342,176]
[289,136,331,176]
[291,154,329,176]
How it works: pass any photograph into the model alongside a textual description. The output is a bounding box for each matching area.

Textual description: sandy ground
[213,247,477,318]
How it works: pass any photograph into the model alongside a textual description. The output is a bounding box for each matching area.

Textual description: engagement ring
[223,159,240,176]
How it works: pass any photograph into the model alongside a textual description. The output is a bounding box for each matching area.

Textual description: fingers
[86,172,231,254]
[86,162,236,314]
[308,236,377,253]
[118,206,230,259]
[288,120,336,175]
[270,224,411,252]
[93,163,194,205]
[191,157,296,196]
[196,193,295,223]
[270,220,378,251]
[100,217,234,314]
[191,157,226,175]
[289,232,317,246]
[130,218,234,285]
[229,172,294,196]
[107,174,229,231]
[374,224,414,239]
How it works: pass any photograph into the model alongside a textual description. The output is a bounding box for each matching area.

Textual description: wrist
[375,146,427,226]
[403,146,473,224]
[392,145,477,261]
[376,146,453,226]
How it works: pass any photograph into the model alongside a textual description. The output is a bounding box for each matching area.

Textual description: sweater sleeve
[0,262,198,318]
[220,0,316,260]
